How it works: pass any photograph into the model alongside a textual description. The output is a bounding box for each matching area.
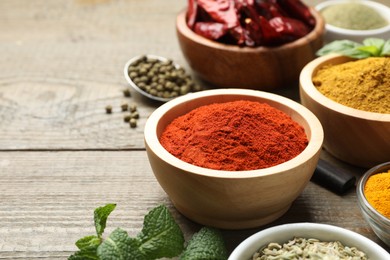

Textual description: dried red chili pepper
[186,0,315,47]
[258,16,283,45]
[236,1,264,45]
[276,0,315,27]
[187,0,198,29]
[197,0,239,28]
[269,16,310,41]
[194,22,229,40]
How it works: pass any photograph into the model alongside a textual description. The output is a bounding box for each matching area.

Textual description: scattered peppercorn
[104,91,140,128]
[129,118,137,128]
[123,88,131,97]
[105,105,112,114]
[129,103,137,113]
[130,111,139,119]
[124,114,131,122]
[121,103,129,112]
[127,55,202,100]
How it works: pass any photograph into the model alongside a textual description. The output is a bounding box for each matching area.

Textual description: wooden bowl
[299,54,390,168]
[176,8,325,90]
[144,89,323,229]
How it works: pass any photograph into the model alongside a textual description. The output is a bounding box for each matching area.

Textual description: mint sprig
[69,204,228,260]
[316,38,390,58]
[180,227,228,260]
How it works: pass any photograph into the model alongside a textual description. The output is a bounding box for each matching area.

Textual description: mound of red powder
[160,100,308,171]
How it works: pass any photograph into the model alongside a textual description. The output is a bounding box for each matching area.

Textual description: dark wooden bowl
[176,8,325,90]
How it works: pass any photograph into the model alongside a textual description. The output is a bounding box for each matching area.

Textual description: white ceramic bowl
[229,223,390,259]
[357,161,390,247]
[315,0,390,43]
[144,89,324,229]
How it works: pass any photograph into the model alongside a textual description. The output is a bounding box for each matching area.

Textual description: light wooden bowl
[300,54,390,168]
[144,89,323,229]
[176,8,325,90]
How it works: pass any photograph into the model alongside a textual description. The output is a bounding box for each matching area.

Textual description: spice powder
[313,57,390,114]
[160,100,308,171]
[364,170,390,219]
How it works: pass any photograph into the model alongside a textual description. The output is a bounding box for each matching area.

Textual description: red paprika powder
[160,100,308,171]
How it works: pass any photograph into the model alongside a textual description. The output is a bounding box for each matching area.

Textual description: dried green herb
[253,237,368,259]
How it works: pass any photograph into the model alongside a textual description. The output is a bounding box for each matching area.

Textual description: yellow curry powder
[364,170,390,219]
[313,57,390,114]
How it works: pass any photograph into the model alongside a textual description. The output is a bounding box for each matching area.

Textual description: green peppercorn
[149,88,158,96]
[129,71,138,79]
[121,103,128,112]
[128,55,203,100]
[137,82,146,90]
[105,105,112,114]
[123,88,131,97]
[130,111,139,119]
[129,118,137,128]
[129,103,137,113]
[124,114,131,122]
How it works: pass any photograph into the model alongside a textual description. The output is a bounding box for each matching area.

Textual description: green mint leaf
[316,40,361,56]
[97,227,142,260]
[68,246,99,260]
[380,40,390,56]
[363,38,385,50]
[75,235,101,250]
[358,45,381,57]
[137,204,185,259]
[94,203,116,237]
[180,227,228,260]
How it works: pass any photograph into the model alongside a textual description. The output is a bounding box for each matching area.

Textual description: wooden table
[1,0,389,259]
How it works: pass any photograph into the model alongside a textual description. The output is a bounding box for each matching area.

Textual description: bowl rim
[144,88,324,178]
[123,54,180,102]
[357,161,390,226]
[228,223,390,259]
[299,53,390,121]
[176,6,324,52]
[315,0,390,35]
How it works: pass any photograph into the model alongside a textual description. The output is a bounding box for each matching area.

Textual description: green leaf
[137,205,185,259]
[316,40,361,56]
[75,235,101,250]
[97,227,145,260]
[180,227,228,260]
[68,246,99,260]
[337,48,371,59]
[363,38,385,50]
[357,45,380,57]
[380,40,390,56]
[94,203,116,237]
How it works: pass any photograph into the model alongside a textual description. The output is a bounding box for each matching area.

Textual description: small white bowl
[315,0,390,43]
[124,54,194,102]
[229,223,390,259]
[357,161,390,247]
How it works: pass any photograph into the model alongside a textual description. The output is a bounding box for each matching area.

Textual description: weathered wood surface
[1,0,390,259]
[1,151,388,259]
